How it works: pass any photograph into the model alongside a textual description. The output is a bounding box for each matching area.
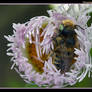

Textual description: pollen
[26,28,48,73]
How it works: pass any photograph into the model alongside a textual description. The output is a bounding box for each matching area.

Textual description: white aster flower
[5,4,92,88]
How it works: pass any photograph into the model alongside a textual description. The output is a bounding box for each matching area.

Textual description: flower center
[25,28,48,73]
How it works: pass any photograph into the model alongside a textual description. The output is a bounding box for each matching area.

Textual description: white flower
[5,4,92,88]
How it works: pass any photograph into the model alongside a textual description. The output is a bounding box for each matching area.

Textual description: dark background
[0,5,51,87]
[0,4,92,88]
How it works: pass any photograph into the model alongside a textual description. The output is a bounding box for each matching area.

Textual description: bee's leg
[47,50,54,59]
[63,71,66,76]
[49,45,61,57]
[60,67,66,76]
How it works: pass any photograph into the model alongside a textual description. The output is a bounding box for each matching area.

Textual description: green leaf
[41,84,49,88]
[90,48,92,57]
[25,81,50,88]
[25,81,39,88]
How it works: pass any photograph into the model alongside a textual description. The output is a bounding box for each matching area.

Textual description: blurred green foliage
[25,81,39,88]
[90,48,92,57]
[87,12,92,27]
[0,4,92,88]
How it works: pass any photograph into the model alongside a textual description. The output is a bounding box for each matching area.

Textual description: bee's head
[61,19,84,30]
[59,20,76,37]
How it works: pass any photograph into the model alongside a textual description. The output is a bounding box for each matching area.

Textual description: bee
[49,19,83,74]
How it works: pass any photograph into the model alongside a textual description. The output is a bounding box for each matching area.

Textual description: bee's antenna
[75,25,85,30]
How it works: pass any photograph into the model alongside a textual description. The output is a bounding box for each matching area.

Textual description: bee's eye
[59,24,64,31]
